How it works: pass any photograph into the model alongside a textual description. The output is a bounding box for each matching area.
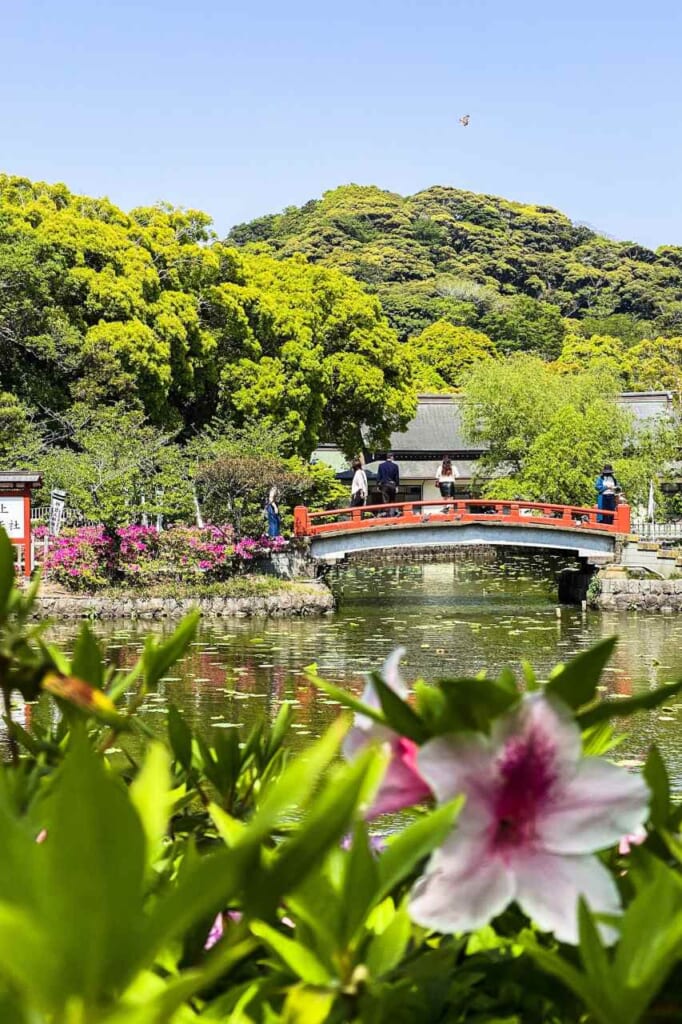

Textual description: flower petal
[409,827,515,933]
[352,646,408,732]
[366,738,432,817]
[417,733,496,805]
[513,850,621,945]
[538,758,649,855]
[494,693,582,787]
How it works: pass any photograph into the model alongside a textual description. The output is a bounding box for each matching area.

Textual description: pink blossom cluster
[38,522,284,589]
[41,526,113,590]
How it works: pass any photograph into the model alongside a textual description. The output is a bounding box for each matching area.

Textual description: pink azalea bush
[39,523,288,589]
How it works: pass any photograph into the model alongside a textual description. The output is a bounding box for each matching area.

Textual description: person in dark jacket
[377,453,400,515]
[595,463,620,524]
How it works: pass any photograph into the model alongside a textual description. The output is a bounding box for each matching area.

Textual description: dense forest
[229,184,682,393]
[1,173,681,519]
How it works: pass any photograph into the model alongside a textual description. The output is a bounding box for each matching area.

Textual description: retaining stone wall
[34,584,335,620]
[596,577,682,612]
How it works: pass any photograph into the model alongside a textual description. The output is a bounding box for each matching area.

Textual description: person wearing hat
[595,463,620,523]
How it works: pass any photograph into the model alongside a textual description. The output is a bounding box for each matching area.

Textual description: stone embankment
[595,576,682,613]
[34,583,335,620]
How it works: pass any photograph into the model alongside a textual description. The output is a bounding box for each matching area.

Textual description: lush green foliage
[0,175,415,461]
[228,183,682,349]
[461,357,676,506]
[3,529,682,1022]
[404,320,497,392]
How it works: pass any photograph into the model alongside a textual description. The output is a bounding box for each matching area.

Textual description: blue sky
[1,0,680,247]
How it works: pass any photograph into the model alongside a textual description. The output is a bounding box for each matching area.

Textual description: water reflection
[31,553,682,786]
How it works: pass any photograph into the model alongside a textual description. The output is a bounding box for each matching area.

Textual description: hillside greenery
[229,184,682,388]
[2,173,682,522]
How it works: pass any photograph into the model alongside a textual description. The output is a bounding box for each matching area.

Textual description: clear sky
[1,0,680,247]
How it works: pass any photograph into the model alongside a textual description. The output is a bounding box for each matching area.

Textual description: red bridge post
[293,506,310,537]
[615,502,631,534]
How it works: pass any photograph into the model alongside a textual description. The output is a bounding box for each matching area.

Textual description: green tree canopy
[0,175,415,459]
[555,333,629,382]
[228,183,682,351]
[405,320,497,392]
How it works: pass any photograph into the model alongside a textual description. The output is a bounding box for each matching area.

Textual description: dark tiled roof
[384,395,486,456]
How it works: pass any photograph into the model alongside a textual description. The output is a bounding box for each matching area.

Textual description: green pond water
[36,554,682,785]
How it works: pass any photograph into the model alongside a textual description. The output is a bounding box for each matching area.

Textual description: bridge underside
[308,522,617,563]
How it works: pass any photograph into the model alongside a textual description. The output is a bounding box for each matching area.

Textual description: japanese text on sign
[0,498,24,539]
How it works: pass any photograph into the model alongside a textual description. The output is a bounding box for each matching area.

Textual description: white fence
[631,518,682,542]
[30,506,99,527]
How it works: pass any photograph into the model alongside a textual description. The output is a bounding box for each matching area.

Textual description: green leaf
[70,625,104,689]
[39,726,147,1004]
[267,700,294,759]
[644,744,670,828]
[546,636,617,709]
[578,678,682,730]
[249,717,348,841]
[0,905,51,1011]
[250,921,333,985]
[340,822,380,944]
[255,747,383,917]
[310,673,387,728]
[521,660,540,691]
[0,527,16,619]
[366,900,412,978]
[140,844,254,966]
[370,671,428,743]
[129,742,172,871]
[377,798,463,901]
[435,677,519,733]
[282,985,335,1024]
[143,611,200,690]
[167,705,193,772]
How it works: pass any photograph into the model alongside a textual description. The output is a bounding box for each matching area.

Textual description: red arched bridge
[294,499,631,564]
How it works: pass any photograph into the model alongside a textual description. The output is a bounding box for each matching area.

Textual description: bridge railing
[294,499,631,537]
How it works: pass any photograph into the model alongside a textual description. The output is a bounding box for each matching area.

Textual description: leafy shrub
[40,523,286,590]
[5,524,682,1022]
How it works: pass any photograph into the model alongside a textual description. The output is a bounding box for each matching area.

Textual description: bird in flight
[459,114,470,127]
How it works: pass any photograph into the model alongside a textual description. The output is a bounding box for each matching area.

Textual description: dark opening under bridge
[294,499,631,564]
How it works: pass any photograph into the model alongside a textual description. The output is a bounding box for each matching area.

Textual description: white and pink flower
[408,692,649,944]
[343,648,431,818]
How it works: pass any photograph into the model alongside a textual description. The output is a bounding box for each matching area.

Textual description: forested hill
[227,184,682,349]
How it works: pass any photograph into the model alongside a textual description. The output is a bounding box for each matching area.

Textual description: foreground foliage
[3,525,682,1021]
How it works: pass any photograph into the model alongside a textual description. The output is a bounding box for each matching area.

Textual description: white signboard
[0,497,24,539]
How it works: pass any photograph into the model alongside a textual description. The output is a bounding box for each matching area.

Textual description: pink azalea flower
[409,693,649,945]
[343,648,431,818]
[618,825,647,855]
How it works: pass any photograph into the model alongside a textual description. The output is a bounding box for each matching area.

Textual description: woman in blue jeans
[265,486,281,538]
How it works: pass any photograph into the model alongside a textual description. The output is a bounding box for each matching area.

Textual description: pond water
[38,553,682,785]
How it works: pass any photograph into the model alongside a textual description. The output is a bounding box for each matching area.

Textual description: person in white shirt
[435,455,459,500]
[350,457,368,508]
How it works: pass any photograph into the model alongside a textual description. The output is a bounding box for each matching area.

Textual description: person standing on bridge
[377,453,400,516]
[435,456,459,500]
[596,463,620,523]
[350,457,368,509]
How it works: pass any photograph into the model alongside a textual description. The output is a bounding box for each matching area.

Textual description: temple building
[312,391,675,504]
